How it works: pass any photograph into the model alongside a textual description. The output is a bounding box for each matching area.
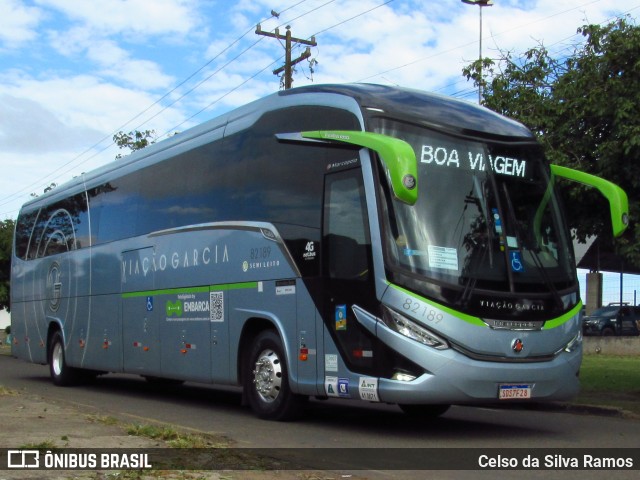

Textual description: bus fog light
[382,307,449,350]
[392,372,417,382]
[564,330,582,353]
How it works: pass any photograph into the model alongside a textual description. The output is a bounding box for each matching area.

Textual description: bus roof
[283,83,534,140]
[20,83,534,212]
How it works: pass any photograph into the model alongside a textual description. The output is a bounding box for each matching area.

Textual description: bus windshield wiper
[500,183,563,310]
[457,176,493,308]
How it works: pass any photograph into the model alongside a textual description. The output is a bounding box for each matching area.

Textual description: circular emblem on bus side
[512,338,524,354]
[47,262,62,312]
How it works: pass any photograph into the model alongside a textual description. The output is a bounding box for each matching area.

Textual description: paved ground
[0,334,636,480]
[0,385,375,480]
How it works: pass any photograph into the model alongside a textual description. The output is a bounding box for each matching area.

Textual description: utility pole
[461,0,494,103]
[256,24,317,89]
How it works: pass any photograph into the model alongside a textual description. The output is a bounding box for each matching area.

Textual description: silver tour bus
[11,84,628,420]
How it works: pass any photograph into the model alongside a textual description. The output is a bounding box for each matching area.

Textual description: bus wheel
[48,331,78,387]
[399,404,450,418]
[245,330,305,421]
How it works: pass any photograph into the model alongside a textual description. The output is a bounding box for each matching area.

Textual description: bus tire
[245,330,305,421]
[48,330,79,387]
[399,403,450,418]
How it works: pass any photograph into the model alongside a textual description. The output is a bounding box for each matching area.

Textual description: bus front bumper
[354,306,582,405]
[376,347,581,405]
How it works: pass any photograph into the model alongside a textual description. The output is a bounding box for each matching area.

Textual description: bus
[11,84,628,420]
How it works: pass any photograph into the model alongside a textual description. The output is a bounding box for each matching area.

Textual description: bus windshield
[374,118,576,294]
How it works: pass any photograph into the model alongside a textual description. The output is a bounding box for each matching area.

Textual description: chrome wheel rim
[52,341,64,377]
[252,348,282,403]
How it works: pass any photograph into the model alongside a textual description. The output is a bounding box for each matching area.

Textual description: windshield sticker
[420,144,527,178]
[335,305,347,331]
[506,236,518,248]
[428,245,458,271]
[509,251,525,273]
[492,208,503,234]
[403,248,428,257]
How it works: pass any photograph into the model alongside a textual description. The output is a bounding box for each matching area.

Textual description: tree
[0,219,15,311]
[113,129,156,159]
[30,182,57,198]
[463,16,640,266]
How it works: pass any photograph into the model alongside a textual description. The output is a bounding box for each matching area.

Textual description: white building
[0,309,10,330]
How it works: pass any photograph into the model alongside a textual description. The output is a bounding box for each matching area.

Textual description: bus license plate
[499,384,532,400]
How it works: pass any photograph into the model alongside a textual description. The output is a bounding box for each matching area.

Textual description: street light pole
[461,0,493,104]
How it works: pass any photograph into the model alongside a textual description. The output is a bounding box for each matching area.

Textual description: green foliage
[463,16,640,266]
[0,219,14,311]
[577,354,640,416]
[125,422,227,448]
[30,182,58,198]
[19,440,57,449]
[113,129,156,159]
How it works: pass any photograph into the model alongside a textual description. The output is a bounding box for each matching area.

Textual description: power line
[3,1,637,218]
[256,24,317,89]
[1,1,336,215]
[357,0,634,85]
[445,4,640,99]
[0,2,314,213]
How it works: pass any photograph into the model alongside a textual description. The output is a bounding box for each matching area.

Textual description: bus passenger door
[323,168,378,376]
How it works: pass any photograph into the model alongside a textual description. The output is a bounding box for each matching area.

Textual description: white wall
[0,309,10,330]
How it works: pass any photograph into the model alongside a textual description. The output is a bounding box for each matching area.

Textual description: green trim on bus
[301,130,419,205]
[551,164,629,237]
[388,283,488,328]
[389,283,581,330]
[122,282,259,299]
[542,302,582,330]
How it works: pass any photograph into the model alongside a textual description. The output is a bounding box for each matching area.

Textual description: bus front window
[373,119,576,303]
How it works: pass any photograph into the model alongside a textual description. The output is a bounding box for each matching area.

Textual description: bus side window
[24,192,90,259]
[324,169,371,281]
[14,209,39,260]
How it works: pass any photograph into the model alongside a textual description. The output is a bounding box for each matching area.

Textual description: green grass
[574,354,640,416]
[19,440,58,449]
[125,423,230,449]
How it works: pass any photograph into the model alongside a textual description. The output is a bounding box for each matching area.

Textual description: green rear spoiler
[551,164,629,237]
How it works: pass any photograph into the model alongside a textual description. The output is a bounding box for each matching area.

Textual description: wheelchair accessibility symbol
[509,251,524,273]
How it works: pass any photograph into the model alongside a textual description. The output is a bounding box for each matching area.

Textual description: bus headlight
[382,307,449,350]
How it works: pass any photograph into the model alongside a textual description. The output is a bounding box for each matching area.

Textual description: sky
[0,0,638,221]
[0,1,639,314]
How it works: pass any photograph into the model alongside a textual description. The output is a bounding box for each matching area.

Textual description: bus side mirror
[550,164,629,238]
[276,130,418,205]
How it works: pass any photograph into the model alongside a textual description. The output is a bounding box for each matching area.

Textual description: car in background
[582,303,640,336]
